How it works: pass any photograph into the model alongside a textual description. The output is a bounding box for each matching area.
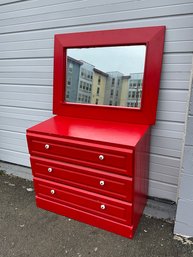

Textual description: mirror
[65,46,146,108]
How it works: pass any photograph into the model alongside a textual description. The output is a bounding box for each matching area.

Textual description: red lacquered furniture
[27,26,165,238]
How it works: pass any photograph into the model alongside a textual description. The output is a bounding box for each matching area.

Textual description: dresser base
[27,116,150,239]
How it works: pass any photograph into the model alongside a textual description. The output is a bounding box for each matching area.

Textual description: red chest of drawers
[26,27,165,238]
[27,116,150,238]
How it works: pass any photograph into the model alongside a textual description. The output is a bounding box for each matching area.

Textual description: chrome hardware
[99,155,104,160]
[45,144,50,149]
[100,204,106,210]
[48,168,53,173]
[50,189,55,195]
[99,180,105,186]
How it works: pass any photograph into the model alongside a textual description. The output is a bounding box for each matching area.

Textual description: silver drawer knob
[100,180,105,186]
[99,155,104,160]
[48,168,52,173]
[50,189,55,195]
[100,204,106,210]
[45,144,50,149]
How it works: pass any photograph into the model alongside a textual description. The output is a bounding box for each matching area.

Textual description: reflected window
[69,63,73,72]
[67,76,72,86]
[66,91,70,99]
[98,76,101,85]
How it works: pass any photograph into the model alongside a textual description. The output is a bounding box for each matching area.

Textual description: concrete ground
[0,172,193,257]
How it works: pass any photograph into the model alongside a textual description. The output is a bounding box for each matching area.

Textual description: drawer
[28,135,133,176]
[36,197,134,238]
[34,178,133,225]
[31,156,133,202]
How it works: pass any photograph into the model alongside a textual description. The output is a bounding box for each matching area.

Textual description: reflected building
[127,73,143,108]
[120,75,131,107]
[76,61,94,104]
[66,56,143,108]
[104,72,123,106]
[91,68,108,105]
[66,57,82,102]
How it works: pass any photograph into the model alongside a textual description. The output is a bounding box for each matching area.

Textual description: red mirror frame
[53,26,165,125]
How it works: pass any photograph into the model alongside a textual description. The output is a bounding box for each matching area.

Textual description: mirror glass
[65,46,146,108]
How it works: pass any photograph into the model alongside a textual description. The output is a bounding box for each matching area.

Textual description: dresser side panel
[133,127,151,234]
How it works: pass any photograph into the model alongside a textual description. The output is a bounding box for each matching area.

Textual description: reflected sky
[67,45,146,75]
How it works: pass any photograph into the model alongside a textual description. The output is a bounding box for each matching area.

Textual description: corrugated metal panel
[0,0,193,201]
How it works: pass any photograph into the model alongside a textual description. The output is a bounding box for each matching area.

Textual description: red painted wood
[53,26,165,125]
[26,26,165,239]
[31,156,133,201]
[132,127,151,235]
[34,177,133,225]
[27,133,134,176]
[36,196,134,238]
[28,136,133,174]
[27,115,149,148]
[26,115,151,238]
[27,120,151,238]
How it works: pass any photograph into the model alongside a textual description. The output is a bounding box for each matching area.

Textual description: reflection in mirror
[65,46,146,108]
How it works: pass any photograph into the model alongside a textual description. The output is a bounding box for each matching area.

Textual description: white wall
[174,70,193,237]
[0,0,193,201]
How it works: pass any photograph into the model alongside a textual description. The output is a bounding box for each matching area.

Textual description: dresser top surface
[27,115,150,147]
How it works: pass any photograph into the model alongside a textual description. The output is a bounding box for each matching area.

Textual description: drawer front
[34,178,133,225]
[31,157,133,202]
[28,136,133,176]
